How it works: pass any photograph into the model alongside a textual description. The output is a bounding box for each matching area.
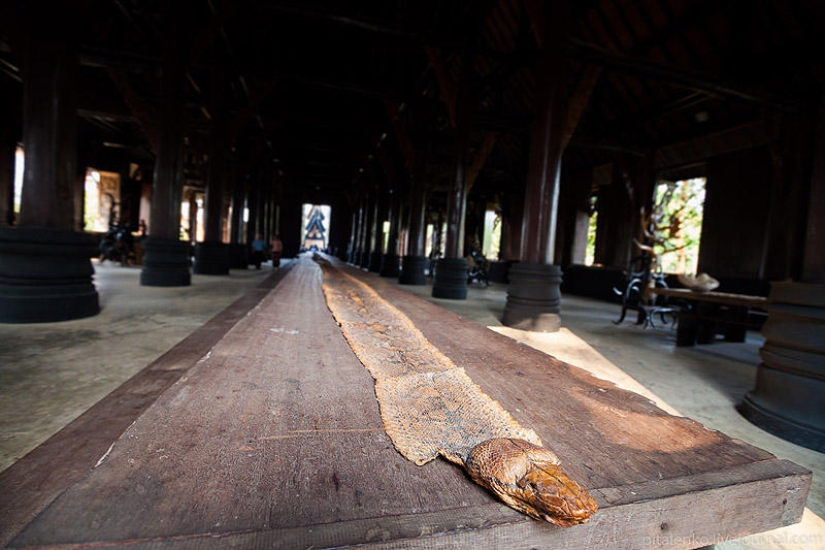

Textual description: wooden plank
[0,267,291,548]
[67,461,806,550]
[655,287,768,309]
[7,258,811,549]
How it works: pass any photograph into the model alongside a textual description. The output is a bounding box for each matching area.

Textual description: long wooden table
[2,257,809,549]
[654,287,768,346]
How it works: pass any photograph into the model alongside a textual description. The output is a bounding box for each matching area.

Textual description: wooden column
[359,192,374,269]
[245,163,260,246]
[228,154,248,269]
[194,69,231,275]
[502,0,569,332]
[367,177,384,272]
[432,54,473,300]
[0,1,99,322]
[400,156,428,285]
[347,209,357,263]
[351,198,364,265]
[740,102,825,452]
[380,149,401,278]
[0,124,16,227]
[398,100,430,286]
[140,3,192,286]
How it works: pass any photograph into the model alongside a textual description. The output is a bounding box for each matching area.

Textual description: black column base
[738,282,825,453]
[399,255,427,285]
[0,227,100,323]
[359,250,370,269]
[379,253,400,277]
[432,257,468,300]
[502,263,562,332]
[228,243,249,269]
[193,241,230,275]
[140,237,191,287]
[368,251,382,272]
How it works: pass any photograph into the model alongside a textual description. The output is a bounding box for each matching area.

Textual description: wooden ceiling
[1,0,823,204]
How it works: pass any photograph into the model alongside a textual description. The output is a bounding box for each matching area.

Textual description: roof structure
[3,0,823,207]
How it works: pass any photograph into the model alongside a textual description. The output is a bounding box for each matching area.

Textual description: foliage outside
[651,178,706,274]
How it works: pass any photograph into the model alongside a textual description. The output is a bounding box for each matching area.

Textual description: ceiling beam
[568,38,799,112]
[106,67,159,152]
[256,1,461,49]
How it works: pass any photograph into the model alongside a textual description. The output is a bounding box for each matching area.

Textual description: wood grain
[0,267,291,548]
[7,257,811,549]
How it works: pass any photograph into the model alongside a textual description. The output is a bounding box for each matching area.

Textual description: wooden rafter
[466,131,498,193]
[383,100,417,171]
[424,46,457,128]
[105,67,159,152]
[188,1,237,67]
[228,81,277,145]
[562,65,603,151]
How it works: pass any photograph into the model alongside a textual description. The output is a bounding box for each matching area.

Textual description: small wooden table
[654,287,768,346]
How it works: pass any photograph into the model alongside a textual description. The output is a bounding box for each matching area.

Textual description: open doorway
[651,177,706,275]
[84,168,121,232]
[301,204,331,252]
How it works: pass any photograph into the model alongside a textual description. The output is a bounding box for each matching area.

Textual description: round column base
[502,263,562,332]
[380,253,400,278]
[368,251,383,272]
[140,237,191,287]
[194,241,230,275]
[0,227,100,323]
[739,281,825,452]
[399,255,427,285]
[228,243,249,269]
[432,258,468,300]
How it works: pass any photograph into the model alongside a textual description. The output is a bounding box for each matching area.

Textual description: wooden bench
[653,287,768,346]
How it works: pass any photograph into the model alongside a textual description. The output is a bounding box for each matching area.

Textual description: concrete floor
[0,257,822,549]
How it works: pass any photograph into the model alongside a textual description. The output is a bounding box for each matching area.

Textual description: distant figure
[271,234,283,268]
[251,234,266,269]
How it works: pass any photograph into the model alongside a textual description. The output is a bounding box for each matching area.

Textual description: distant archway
[301,204,331,252]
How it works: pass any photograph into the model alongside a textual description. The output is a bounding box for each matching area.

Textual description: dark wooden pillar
[329,197,350,260]
[227,154,248,268]
[400,156,428,285]
[140,4,192,286]
[380,151,401,277]
[432,55,473,300]
[194,70,231,275]
[558,167,592,266]
[359,192,374,269]
[0,121,17,227]
[351,198,364,265]
[740,103,825,452]
[346,208,357,262]
[0,2,100,322]
[367,177,384,272]
[502,0,569,331]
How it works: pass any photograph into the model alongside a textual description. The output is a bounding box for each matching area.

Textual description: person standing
[250,234,266,269]
[271,234,283,268]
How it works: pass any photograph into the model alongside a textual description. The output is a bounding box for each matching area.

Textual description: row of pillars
[345,2,570,333]
[0,2,276,323]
